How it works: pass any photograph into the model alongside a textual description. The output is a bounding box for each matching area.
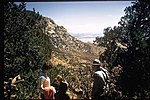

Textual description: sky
[24,1,133,42]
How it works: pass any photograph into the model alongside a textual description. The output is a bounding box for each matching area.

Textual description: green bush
[4,2,52,99]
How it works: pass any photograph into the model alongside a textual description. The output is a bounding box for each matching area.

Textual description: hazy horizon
[70,32,102,43]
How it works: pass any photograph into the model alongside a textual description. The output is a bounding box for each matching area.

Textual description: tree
[118,1,150,98]
[4,2,52,99]
[95,0,150,99]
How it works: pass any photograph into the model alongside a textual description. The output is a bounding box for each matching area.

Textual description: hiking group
[37,59,110,100]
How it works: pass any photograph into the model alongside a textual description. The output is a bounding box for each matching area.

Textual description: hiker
[37,62,56,100]
[51,75,64,93]
[91,59,109,100]
[73,88,84,99]
[55,81,70,100]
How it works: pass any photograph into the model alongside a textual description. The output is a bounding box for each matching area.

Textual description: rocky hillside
[42,17,103,67]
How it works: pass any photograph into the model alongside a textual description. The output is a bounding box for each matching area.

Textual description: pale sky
[25,1,132,33]
[23,1,133,42]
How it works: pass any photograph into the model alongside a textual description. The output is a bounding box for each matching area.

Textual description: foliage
[4,2,52,99]
[52,64,93,99]
[94,1,150,99]
[118,1,150,98]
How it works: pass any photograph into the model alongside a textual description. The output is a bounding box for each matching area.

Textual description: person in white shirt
[37,62,56,100]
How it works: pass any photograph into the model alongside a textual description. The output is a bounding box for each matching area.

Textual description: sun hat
[92,59,101,66]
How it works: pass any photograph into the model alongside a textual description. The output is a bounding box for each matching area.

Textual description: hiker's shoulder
[38,72,47,79]
[94,71,104,76]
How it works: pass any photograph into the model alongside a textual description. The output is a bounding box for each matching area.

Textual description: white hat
[92,59,101,66]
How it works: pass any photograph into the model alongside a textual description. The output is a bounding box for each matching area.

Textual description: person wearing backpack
[91,59,109,100]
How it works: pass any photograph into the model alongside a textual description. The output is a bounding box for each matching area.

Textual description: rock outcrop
[42,17,103,67]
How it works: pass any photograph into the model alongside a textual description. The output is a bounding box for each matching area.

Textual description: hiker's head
[53,78,58,83]
[42,62,53,73]
[56,75,62,83]
[92,59,102,72]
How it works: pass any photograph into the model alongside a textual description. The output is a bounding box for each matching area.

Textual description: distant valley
[70,33,104,43]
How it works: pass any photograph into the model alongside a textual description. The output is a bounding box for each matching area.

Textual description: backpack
[100,67,110,95]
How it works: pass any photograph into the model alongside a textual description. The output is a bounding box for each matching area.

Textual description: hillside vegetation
[41,16,102,66]
[4,1,150,99]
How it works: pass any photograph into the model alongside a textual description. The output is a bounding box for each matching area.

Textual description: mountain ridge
[41,16,104,67]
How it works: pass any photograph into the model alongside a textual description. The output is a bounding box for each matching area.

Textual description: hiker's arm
[38,77,45,90]
[91,73,101,97]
